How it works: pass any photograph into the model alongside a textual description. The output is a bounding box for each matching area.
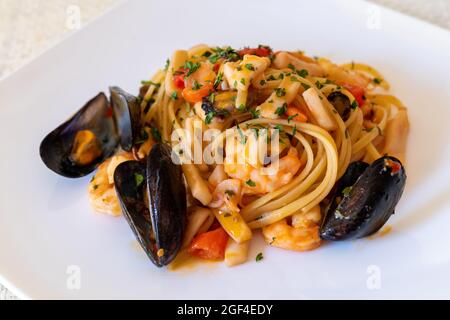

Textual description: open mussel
[114,143,187,267]
[320,156,406,240]
[39,87,140,178]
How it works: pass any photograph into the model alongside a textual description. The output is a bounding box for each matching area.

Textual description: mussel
[320,156,406,240]
[114,143,187,267]
[327,91,351,120]
[39,87,140,178]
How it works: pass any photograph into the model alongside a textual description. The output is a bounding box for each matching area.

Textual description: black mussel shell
[109,86,141,151]
[328,92,351,120]
[114,143,187,267]
[325,161,369,217]
[39,93,117,178]
[40,87,141,178]
[320,156,406,240]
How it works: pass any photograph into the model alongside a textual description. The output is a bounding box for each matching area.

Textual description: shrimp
[209,179,242,213]
[262,206,322,251]
[88,152,133,216]
[225,145,302,195]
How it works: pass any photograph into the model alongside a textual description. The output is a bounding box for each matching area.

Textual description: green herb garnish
[296,69,309,78]
[205,111,215,125]
[134,173,144,187]
[151,127,161,142]
[246,179,256,187]
[275,103,287,116]
[275,87,286,97]
[256,252,264,262]
[214,72,223,88]
[250,109,260,119]
[245,63,255,71]
[237,125,247,144]
[183,61,201,77]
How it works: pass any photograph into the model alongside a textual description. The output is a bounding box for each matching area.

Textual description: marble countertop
[0,0,449,299]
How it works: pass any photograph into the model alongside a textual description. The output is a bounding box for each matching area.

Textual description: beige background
[0,0,449,299]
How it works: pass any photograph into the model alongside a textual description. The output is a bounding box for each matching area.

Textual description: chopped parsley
[202,51,212,57]
[259,79,266,86]
[274,103,287,116]
[269,237,276,245]
[134,173,144,187]
[287,63,296,71]
[214,72,223,88]
[296,69,309,78]
[208,92,215,104]
[237,125,247,144]
[237,104,247,112]
[164,59,170,71]
[192,80,203,90]
[245,63,255,71]
[351,100,359,109]
[246,179,256,187]
[287,113,298,122]
[208,46,240,64]
[240,78,246,85]
[183,61,201,77]
[301,83,311,90]
[274,124,283,131]
[373,77,382,84]
[315,81,324,89]
[292,125,297,136]
[151,127,161,142]
[267,74,276,81]
[250,109,260,119]
[275,87,286,97]
[205,111,215,125]
[255,252,264,262]
[170,92,178,100]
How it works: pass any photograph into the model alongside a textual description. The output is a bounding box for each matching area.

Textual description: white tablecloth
[0,0,449,299]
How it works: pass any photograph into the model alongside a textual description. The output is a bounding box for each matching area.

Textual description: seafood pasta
[40,45,409,267]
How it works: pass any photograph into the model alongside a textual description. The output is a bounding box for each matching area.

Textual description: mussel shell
[327,92,351,120]
[147,143,187,266]
[39,93,117,178]
[113,160,157,262]
[325,161,369,218]
[109,86,141,151]
[320,156,406,240]
[114,143,187,267]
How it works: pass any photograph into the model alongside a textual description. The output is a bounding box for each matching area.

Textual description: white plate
[1,0,450,299]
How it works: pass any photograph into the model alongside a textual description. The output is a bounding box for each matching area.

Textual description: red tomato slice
[188,227,229,260]
[342,83,366,107]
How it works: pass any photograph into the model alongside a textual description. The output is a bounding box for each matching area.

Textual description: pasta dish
[40,44,409,267]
